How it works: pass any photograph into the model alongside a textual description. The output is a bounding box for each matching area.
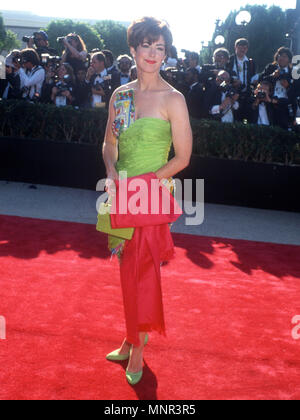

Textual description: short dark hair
[21,48,40,66]
[190,52,199,64]
[274,47,293,63]
[214,48,230,60]
[91,52,106,64]
[235,38,249,48]
[259,80,273,95]
[127,16,173,56]
[102,50,114,66]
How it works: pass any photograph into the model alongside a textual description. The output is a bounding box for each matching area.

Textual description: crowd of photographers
[1,30,300,131]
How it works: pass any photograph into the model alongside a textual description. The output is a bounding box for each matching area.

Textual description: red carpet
[0,214,300,400]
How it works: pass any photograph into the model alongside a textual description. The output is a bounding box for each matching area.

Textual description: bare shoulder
[164,88,188,118]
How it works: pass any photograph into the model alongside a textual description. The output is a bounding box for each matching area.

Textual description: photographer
[206,70,239,123]
[40,59,59,104]
[188,52,201,74]
[185,67,206,119]
[250,81,275,126]
[102,50,119,76]
[25,31,58,61]
[19,49,45,101]
[228,39,257,122]
[259,47,294,130]
[117,54,133,86]
[161,46,178,70]
[73,66,90,108]
[130,65,138,82]
[85,52,111,108]
[161,67,188,96]
[51,63,75,107]
[0,53,22,99]
[199,48,231,88]
[61,34,88,74]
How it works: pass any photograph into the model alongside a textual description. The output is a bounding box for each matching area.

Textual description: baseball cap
[5,53,15,69]
[34,31,49,41]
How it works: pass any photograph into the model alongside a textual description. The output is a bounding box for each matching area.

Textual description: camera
[220,81,238,98]
[57,37,66,44]
[22,36,34,43]
[56,74,72,96]
[255,90,266,100]
[166,68,186,84]
[41,54,61,69]
[22,33,40,44]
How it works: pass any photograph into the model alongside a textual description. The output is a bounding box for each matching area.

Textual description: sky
[1,0,297,53]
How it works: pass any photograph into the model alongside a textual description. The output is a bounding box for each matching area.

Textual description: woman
[61,33,88,74]
[259,47,294,129]
[101,17,192,385]
[51,62,75,107]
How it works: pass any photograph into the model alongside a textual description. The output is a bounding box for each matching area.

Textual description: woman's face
[69,37,79,50]
[58,65,67,79]
[131,35,166,74]
[277,53,290,68]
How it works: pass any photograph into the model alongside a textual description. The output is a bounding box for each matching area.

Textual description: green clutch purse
[96,201,135,240]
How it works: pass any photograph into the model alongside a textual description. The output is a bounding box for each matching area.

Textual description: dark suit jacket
[228,55,256,94]
[185,82,206,119]
[88,73,111,107]
[0,73,21,99]
[203,82,224,118]
[250,99,275,125]
[259,63,292,86]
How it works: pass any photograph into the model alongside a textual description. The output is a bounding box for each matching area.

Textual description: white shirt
[233,55,257,88]
[274,67,289,99]
[20,66,45,99]
[233,56,248,86]
[257,103,270,125]
[120,73,130,86]
[211,92,239,123]
[92,68,107,107]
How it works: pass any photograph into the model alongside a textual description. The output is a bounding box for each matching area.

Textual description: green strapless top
[115,117,172,178]
[105,89,173,261]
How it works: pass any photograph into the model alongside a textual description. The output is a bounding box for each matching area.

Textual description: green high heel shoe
[125,334,149,385]
[126,368,143,386]
[106,333,149,362]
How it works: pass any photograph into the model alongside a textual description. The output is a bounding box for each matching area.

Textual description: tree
[0,13,21,54]
[44,19,104,54]
[207,5,289,72]
[93,20,129,58]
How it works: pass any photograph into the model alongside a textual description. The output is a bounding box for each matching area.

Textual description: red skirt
[119,223,175,347]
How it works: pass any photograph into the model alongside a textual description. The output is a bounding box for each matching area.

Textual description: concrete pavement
[0,180,300,246]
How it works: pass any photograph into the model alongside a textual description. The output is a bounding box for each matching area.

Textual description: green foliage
[191,118,300,165]
[210,4,289,72]
[0,100,107,144]
[0,13,21,53]
[44,20,104,55]
[0,100,299,165]
[93,20,129,58]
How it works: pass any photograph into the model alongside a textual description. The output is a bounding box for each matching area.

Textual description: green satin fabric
[108,118,173,256]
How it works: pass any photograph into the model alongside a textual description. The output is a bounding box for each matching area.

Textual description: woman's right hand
[105,168,119,197]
